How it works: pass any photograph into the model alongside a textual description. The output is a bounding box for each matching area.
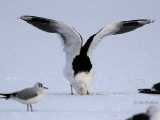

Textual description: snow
[0,0,160,120]
[0,73,159,120]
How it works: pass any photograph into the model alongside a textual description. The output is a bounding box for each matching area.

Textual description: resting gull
[0,83,48,111]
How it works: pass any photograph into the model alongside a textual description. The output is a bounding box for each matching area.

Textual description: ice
[0,0,160,120]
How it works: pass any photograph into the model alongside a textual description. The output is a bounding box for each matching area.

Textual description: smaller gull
[138,83,160,94]
[127,106,160,120]
[0,83,48,111]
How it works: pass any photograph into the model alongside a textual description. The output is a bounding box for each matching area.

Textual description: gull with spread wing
[20,16,154,95]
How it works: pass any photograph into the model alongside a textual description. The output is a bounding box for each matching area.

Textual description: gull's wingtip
[17,15,33,21]
[17,15,25,19]
[148,19,155,23]
[139,19,155,25]
[17,16,21,19]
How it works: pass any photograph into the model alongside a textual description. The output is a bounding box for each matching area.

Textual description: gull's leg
[70,84,74,95]
[87,90,90,95]
[30,104,33,112]
[27,104,29,111]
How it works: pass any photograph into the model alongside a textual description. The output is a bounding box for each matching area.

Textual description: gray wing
[86,19,154,57]
[20,15,83,58]
[14,88,38,100]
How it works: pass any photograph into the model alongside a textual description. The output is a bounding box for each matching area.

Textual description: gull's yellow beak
[80,87,85,91]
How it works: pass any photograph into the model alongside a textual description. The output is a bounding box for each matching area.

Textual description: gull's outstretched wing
[20,15,83,58]
[84,19,154,57]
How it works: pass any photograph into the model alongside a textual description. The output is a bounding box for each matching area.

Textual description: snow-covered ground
[0,0,160,120]
[0,76,159,120]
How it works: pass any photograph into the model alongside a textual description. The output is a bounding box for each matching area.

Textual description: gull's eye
[38,83,42,87]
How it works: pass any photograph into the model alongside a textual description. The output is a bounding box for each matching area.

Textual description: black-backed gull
[20,15,154,95]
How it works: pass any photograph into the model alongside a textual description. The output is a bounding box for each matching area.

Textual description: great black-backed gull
[20,15,154,95]
[127,106,160,120]
[0,83,48,111]
[138,83,160,94]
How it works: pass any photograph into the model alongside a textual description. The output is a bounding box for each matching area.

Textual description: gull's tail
[138,89,160,94]
[0,93,12,99]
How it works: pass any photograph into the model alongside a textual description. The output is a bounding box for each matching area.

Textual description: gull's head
[147,106,160,117]
[34,83,48,90]
[73,82,88,95]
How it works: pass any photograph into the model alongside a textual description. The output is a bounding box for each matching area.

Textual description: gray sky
[0,0,160,83]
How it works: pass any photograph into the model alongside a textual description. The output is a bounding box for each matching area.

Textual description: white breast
[71,71,95,87]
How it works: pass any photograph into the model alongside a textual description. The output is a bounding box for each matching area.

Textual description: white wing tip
[17,16,21,19]
[139,19,155,25]
[148,19,155,23]
[18,15,33,21]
